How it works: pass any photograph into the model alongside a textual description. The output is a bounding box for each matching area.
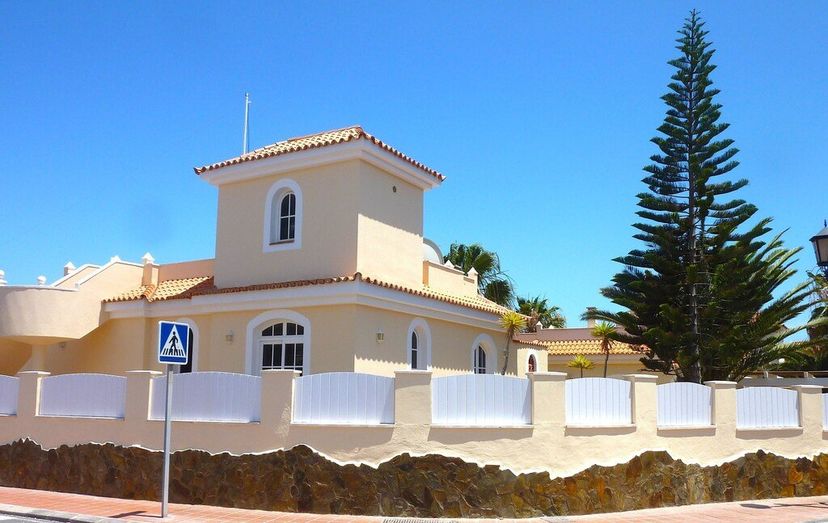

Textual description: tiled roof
[194,126,445,182]
[515,330,644,356]
[104,273,509,316]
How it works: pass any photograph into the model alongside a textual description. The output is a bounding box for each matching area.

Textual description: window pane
[262,344,273,368]
[289,193,296,214]
[274,344,283,367]
[262,325,273,337]
[280,217,290,240]
[411,348,417,370]
[297,325,304,335]
[280,193,292,215]
[295,344,304,367]
[285,343,295,367]
[286,323,296,336]
[288,217,295,239]
[274,323,283,336]
[411,331,418,350]
[479,346,486,368]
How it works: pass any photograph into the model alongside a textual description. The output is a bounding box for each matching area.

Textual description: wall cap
[704,380,737,389]
[528,371,567,382]
[16,371,50,377]
[623,374,659,383]
[126,370,162,376]
[792,384,824,392]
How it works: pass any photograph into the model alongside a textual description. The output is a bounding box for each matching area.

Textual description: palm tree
[517,295,566,331]
[445,243,514,307]
[592,322,616,378]
[499,311,527,374]
[567,354,594,378]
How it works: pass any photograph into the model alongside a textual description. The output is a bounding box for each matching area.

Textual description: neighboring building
[0,126,547,377]
[515,319,667,381]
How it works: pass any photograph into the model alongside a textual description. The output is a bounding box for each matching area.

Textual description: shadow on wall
[427,426,534,445]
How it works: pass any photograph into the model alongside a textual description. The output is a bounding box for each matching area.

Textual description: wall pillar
[625,374,658,430]
[528,372,566,426]
[705,380,737,437]
[260,370,301,431]
[16,371,49,420]
[124,370,160,424]
[794,385,824,438]
[22,345,48,372]
[394,370,431,425]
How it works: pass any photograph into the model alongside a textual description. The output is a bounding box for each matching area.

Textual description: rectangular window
[262,344,273,368]
[411,349,418,370]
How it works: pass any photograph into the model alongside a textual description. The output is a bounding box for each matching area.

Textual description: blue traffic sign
[158,321,190,365]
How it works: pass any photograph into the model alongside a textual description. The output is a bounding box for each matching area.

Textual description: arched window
[277,192,296,242]
[410,331,419,370]
[528,354,537,373]
[473,345,487,374]
[407,318,431,370]
[263,179,302,252]
[259,321,306,374]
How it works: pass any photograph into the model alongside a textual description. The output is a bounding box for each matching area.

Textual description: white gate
[565,377,631,426]
[293,372,394,425]
[0,375,19,415]
[657,382,712,426]
[736,387,799,428]
[432,374,531,426]
[150,372,261,423]
[39,373,127,418]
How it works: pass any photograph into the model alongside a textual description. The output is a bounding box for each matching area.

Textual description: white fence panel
[0,375,19,415]
[150,372,261,423]
[432,374,531,426]
[565,378,632,426]
[657,382,712,427]
[293,372,394,425]
[39,373,126,418]
[736,387,799,428]
[824,394,828,429]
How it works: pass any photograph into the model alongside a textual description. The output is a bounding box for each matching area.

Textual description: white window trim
[471,334,497,374]
[406,318,432,370]
[245,309,311,375]
[175,317,199,373]
[263,178,303,253]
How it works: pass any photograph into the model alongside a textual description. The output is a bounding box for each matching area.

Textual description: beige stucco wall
[422,261,478,298]
[0,340,31,376]
[2,371,825,480]
[355,162,423,288]
[548,355,672,383]
[213,161,361,288]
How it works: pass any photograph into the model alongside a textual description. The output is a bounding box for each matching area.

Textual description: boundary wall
[0,370,825,477]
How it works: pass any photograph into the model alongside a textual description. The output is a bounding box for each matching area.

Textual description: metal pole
[242,93,250,154]
[161,364,173,518]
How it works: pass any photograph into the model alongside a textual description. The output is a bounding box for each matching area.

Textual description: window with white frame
[275,192,296,243]
[263,179,302,252]
[410,331,419,370]
[259,321,306,374]
[473,345,487,374]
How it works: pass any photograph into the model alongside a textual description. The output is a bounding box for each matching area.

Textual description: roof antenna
[242,93,251,154]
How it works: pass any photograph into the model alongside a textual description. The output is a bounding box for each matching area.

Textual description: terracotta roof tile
[104,273,509,316]
[545,339,643,356]
[194,126,445,182]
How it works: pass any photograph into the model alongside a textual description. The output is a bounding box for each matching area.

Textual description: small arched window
[473,345,487,374]
[528,354,537,373]
[277,192,296,242]
[410,331,419,370]
[264,179,302,252]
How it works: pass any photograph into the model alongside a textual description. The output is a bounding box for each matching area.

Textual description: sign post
[157,321,189,518]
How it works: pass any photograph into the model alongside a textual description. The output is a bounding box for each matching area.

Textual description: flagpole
[242,93,251,154]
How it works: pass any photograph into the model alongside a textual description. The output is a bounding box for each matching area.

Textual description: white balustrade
[150,372,261,423]
[0,375,19,415]
[657,382,712,427]
[293,372,394,425]
[432,374,531,426]
[39,373,126,418]
[736,387,799,429]
[565,377,632,426]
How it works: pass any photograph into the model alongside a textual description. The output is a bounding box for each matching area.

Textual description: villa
[0,126,549,378]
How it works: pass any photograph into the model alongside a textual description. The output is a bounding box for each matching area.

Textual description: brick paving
[0,486,827,522]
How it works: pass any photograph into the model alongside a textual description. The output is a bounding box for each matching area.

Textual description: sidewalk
[0,486,827,522]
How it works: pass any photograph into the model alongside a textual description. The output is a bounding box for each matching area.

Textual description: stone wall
[1,439,826,518]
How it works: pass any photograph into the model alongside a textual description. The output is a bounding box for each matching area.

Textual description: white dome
[422,238,444,264]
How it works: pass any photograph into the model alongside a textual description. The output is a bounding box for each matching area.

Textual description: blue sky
[0,2,825,328]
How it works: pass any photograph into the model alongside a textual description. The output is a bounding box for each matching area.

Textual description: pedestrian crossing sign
[158,321,189,365]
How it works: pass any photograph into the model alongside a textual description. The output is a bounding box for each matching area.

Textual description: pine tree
[589,11,814,382]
